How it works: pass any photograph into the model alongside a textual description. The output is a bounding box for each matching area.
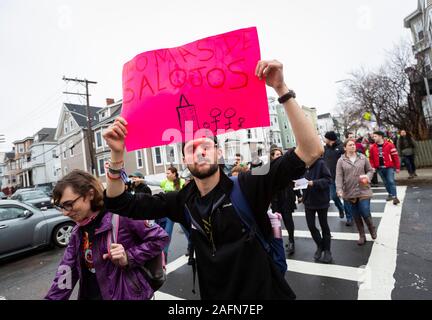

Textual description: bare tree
[337,40,431,140]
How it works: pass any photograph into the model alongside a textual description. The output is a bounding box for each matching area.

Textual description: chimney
[106,98,115,106]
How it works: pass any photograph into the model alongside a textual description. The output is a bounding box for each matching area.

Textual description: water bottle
[267,210,282,239]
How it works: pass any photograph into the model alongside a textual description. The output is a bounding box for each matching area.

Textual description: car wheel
[52,222,74,247]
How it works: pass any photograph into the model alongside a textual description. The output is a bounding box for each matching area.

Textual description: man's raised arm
[255,60,323,166]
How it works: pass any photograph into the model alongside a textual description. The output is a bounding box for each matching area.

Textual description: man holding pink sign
[103,28,323,299]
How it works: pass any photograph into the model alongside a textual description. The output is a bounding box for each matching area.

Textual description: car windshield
[21,191,48,201]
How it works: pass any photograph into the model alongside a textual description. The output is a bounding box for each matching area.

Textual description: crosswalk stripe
[154,291,184,300]
[287,259,364,282]
[358,186,407,300]
[331,199,386,203]
[166,255,188,275]
[283,229,374,241]
[292,212,383,218]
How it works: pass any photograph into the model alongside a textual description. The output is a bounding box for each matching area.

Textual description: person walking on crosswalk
[336,139,377,246]
[302,157,333,263]
[270,147,301,256]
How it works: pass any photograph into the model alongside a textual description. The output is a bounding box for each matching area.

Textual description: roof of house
[64,103,102,128]
[5,152,15,161]
[34,128,57,143]
[92,102,122,128]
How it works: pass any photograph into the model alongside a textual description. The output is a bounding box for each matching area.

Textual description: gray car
[11,190,54,210]
[0,200,74,260]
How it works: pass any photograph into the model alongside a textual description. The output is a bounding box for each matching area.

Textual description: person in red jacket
[369,131,401,205]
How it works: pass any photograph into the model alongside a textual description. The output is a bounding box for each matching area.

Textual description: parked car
[34,184,54,197]
[10,188,35,198]
[11,190,54,210]
[0,200,74,259]
[0,192,7,200]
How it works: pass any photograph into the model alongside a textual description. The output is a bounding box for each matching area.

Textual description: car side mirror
[20,210,34,219]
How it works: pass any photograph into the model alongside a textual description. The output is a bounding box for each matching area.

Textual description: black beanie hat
[324,131,338,141]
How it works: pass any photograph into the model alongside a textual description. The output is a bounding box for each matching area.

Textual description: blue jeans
[377,168,397,197]
[343,201,353,222]
[330,182,344,212]
[162,218,192,257]
[344,198,371,219]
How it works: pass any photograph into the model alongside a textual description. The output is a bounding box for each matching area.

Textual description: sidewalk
[396,167,432,185]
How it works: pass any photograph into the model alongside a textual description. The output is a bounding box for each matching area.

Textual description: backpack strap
[107,213,120,254]
[183,206,197,294]
[229,176,271,253]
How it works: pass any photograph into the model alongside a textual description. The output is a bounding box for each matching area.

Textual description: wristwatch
[278,90,296,104]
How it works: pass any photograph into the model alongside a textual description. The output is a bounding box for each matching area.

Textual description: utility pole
[62,77,98,176]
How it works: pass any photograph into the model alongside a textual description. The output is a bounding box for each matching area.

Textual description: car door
[0,204,46,255]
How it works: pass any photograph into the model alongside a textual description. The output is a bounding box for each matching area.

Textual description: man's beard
[188,163,219,180]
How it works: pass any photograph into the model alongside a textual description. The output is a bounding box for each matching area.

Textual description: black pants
[403,155,416,175]
[305,208,331,251]
[281,211,295,243]
[371,172,378,185]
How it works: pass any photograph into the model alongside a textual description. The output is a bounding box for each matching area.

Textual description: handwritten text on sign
[121,27,269,151]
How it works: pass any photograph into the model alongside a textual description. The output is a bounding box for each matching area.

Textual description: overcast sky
[0,0,416,151]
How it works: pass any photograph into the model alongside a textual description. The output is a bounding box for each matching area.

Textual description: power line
[2,85,67,133]
[62,76,98,176]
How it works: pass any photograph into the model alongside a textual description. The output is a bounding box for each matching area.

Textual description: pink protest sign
[121,26,269,151]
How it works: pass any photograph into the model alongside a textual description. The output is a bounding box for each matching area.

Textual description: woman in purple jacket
[45,170,169,300]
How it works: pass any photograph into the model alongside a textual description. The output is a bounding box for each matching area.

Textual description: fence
[414,140,432,167]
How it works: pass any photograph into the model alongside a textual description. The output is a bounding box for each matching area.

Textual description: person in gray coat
[336,139,377,245]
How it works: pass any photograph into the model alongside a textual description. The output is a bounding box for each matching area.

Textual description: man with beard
[102,60,323,300]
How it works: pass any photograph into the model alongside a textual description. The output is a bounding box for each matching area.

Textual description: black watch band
[278,90,296,104]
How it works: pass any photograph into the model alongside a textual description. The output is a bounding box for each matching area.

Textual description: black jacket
[271,182,300,214]
[104,150,306,300]
[323,140,344,180]
[133,183,152,195]
[302,158,332,210]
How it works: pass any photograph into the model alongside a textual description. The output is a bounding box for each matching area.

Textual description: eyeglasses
[55,195,82,212]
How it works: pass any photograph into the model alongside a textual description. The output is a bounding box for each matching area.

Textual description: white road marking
[292,211,383,218]
[331,199,386,203]
[165,255,188,275]
[287,259,364,282]
[357,186,406,300]
[283,230,374,241]
[156,255,188,300]
[154,291,184,300]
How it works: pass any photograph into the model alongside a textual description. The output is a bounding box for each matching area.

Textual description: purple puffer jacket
[45,211,169,300]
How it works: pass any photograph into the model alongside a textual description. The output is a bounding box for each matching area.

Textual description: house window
[18,144,24,153]
[98,158,107,176]
[166,145,175,164]
[70,119,74,130]
[63,144,67,159]
[153,147,162,165]
[136,150,143,168]
[247,129,252,139]
[64,166,68,175]
[95,131,103,148]
[64,119,69,134]
[53,167,57,177]
[69,141,74,157]
[418,30,425,41]
[52,149,57,158]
